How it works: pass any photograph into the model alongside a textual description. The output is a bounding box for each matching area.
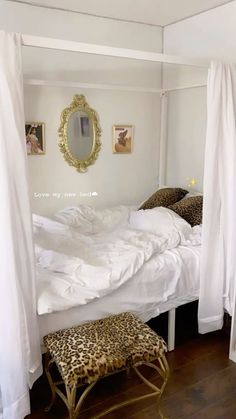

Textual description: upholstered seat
[43,312,169,419]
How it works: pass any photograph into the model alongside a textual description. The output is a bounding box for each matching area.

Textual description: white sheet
[38,244,201,341]
[54,204,132,234]
[34,207,200,315]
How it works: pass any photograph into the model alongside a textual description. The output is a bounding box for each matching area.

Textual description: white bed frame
[21,34,230,355]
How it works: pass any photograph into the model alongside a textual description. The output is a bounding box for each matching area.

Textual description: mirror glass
[59,95,101,173]
[67,111,94,160]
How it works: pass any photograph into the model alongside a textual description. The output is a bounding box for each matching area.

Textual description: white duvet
[34,205,201,315]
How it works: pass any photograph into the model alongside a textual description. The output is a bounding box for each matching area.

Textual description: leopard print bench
[43,312,169,419]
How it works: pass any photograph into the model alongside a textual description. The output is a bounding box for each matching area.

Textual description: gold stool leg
[44,352,169,419]
[44,352,57,412]
[73,381,97,418]
[156,354,170,419]
[63,381,98,419]
[44,351,98,419]
[92,354,169,419]
[65,385,77,419]
[133,353,169,419]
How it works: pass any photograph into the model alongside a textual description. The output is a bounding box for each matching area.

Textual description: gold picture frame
[25,122,45,155]
[112,125,133,153]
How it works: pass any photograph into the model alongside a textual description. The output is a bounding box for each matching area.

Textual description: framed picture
[112,125,133,153]
[25,122,45,155]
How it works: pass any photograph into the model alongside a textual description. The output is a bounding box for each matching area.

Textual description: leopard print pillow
[168,196,203,226]
[139,187,188,210]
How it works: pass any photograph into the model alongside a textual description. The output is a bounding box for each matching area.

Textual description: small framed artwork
[112,125,133,153]
[25,122,45,155]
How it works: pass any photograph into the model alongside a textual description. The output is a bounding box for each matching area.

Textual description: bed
[34,196,202,351]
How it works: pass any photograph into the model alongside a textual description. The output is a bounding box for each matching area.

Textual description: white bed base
[39,307,178,353]
[39,297,199,353]
[39,306,186,353]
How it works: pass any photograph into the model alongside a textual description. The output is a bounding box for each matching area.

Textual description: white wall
[165,87,206,189]
[25,86,160,215]
[1,0,162,214]
[163,1,236,191]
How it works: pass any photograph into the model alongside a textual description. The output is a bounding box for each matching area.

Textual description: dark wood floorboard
[26,328,236,419]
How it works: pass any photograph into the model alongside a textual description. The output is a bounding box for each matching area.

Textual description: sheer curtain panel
[198,61,236,333]
[0,31,42,419]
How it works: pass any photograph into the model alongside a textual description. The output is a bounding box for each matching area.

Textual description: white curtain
[198,61,236,333]
[0,31,42,418]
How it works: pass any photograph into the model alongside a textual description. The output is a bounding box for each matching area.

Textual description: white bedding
[34,205,201,315]
[38,244,201,340]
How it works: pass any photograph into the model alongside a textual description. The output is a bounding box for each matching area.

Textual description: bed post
[159,91,168,187]
[168,308,176,351]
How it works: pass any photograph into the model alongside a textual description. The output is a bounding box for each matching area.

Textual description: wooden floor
[26,327,236,419]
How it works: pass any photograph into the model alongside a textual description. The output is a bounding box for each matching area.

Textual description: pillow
[182,191,203,199]
[139,187,188,210]
[129,207,192,238]
[168,196,203,227]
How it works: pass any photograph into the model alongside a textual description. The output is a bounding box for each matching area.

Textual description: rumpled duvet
[34,205,201,314]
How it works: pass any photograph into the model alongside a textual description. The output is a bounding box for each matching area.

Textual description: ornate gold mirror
[59,95,101,172]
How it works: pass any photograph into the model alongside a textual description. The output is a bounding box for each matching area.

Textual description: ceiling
[9,0,233,26]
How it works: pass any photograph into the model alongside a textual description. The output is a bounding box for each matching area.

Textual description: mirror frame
[58,94,101,173]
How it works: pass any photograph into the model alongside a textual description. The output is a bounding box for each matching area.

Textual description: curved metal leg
[66,385,77,419]
[74,381,97,417]
[93,354,169,419]
[44,352,57,412]
[44,350,98,418]
[133,354,169,419]
[44,351,169,419]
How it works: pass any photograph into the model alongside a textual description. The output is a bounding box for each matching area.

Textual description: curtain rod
[164,83,207,92]
[24,78,207,93]
[21,34,209,68]
[24,78,161,93]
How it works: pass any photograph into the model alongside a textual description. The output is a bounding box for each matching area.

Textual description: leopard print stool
[43,312,169,419]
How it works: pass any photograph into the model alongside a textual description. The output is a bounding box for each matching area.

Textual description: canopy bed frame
[22,33,209,187]
[20,33,236,361]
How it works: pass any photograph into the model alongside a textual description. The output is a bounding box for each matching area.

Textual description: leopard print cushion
[43,312,167,387]
[168,195,203,227]
[139,187,188,210]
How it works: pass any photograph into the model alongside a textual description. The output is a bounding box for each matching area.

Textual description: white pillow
[129,206,192,239]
